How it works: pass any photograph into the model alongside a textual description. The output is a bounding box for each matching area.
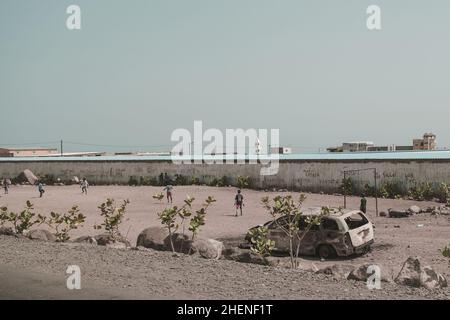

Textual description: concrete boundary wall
[1,159,450,193]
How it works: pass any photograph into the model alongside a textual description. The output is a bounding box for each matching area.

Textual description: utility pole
[60,140,63,157]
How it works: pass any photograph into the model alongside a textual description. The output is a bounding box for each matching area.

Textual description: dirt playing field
[0,185,450,299]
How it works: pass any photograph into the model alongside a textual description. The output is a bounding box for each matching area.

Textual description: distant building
[342,141,374,152]
[413,133,436,151]
[0,148,13,157]
[1,147,58,157]
[270,147,292,154]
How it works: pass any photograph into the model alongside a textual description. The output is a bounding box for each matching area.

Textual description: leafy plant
[379,182,403,199]
[408,181,433,201]
[188,196,216,241]
[3,201,46,234]
[236,175,250,189]
[248,225,275,258]
[94,198,130,239]
[0,206,9,226]
[261,194,306,268]
[340,177,355,195]
[190,176,201,185]
[46,206,86,242]
[435,183,449,204]
[157,195,216,252]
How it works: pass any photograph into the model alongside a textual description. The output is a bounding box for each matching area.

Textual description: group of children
[4,176,247,216]
[1,177,89,198]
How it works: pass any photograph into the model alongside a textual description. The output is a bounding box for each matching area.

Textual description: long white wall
[1,159,449,192]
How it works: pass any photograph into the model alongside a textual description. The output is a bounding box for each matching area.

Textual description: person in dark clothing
[360,194,367,213]
[38,182,45,198]
[235,189,244,217]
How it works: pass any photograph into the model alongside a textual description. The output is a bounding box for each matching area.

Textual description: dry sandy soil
[0,185,449,299]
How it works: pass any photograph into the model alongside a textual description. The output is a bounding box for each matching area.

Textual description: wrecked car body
[246,207,374,258]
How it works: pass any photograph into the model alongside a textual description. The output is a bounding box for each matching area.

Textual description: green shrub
[340,177,355,195]
[1,201,46,234]
[435,183,449,203]
[236,175,250,189]
[408,181,433,201]
[47,206,86,242]
[94,198,130,239]
[248,226,275,258]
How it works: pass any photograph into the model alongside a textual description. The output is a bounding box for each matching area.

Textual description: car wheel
[317,245,336,259]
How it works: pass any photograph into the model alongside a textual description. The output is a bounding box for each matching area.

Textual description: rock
[191,238,224,259]
[297,262,319,272]
[224,247,268,265]
[348,264,373,281]
[408,205,421,214]
[27,229,56,242]
[163,233,194,254]
[73,236,97,245]
[316,264,355,280]
[95,233,131,248]
[15,169,38,185]
[136,227,168,251]
[0,226,15,236]
[379,211,387,217]
[424,206,435,213]
[420,266,447,290]
[395,256,422,287]
[388,209,409,218]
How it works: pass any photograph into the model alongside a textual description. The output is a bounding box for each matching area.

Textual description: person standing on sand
[235,189,244,217]
[2,178,9,194]
[38,182,45,198]
[81,178,89,195]
[163,184,173,203]
[360,194,367,214]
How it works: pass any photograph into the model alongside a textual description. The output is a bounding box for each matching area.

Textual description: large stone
[224,247,268,265]
[27,229,56,242]
[95,233,131,248]
[15,169,38,185]
[73,236,97,245]
[395,256,422,287]
[316,264,356,280]
[388,209,409,218]
[0,227,15,236]
[408,205,421,214]
[136,227,168,251]
[420,266,448,290]
[379,211,387,217]
[191,238,225,259]
[163,233,194,254]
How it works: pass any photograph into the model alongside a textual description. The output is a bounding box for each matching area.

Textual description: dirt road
[0,185,449,299]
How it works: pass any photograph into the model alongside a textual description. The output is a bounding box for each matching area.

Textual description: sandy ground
[0,185,450,299]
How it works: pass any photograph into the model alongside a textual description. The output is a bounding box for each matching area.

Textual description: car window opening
[345,213,368,230]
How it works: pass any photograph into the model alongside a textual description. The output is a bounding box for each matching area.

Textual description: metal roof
[1,150,450,162]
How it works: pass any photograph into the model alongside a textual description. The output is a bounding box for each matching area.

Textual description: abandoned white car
[246,207,374,259]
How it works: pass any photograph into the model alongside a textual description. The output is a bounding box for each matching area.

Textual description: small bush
[435,183,449,203]
[1,201,46,234]
[174,174,189,186]
[340,177,355,195]
[236,175,250,189]
[408,181,433,201]
[47,206,86,242]
[94,198,130,239]
[248,225,275,258]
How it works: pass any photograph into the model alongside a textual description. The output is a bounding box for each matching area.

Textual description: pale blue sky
[1,0,449,152]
